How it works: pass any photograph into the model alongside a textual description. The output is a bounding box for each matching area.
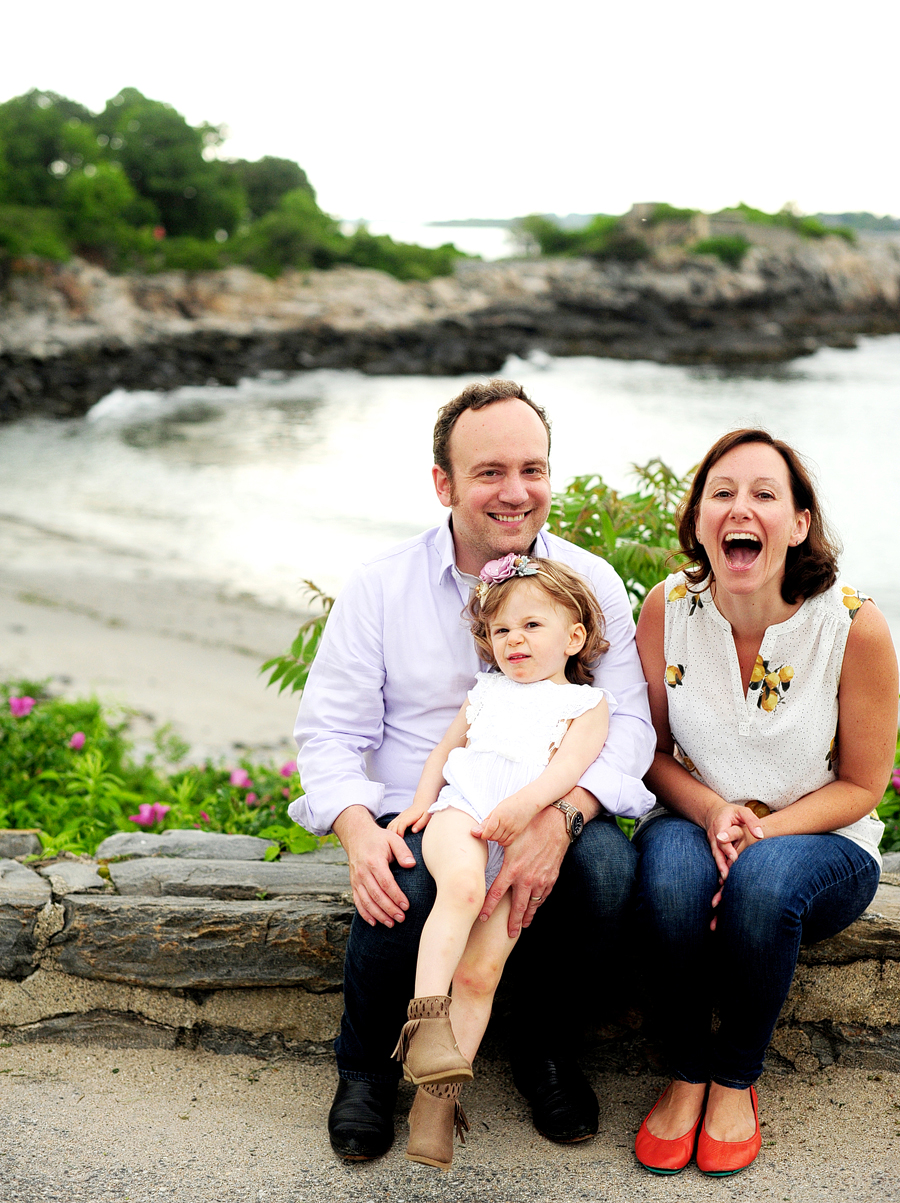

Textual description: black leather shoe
[327,1077,397,1161]
[512,1056,599,1143]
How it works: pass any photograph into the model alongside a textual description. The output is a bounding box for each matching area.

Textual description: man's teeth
[724,532,761,543]
[492,513,526,523]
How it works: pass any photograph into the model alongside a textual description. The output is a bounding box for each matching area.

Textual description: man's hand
[333,805,417,929]
[478,805,570,938]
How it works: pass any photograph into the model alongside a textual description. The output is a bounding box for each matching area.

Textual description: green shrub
[0,204,70,261]
[877,743,900,852]
[692,235,751,268]
[0,680,323,858]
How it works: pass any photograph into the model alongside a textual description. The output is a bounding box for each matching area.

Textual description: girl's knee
[453,959,502,1002]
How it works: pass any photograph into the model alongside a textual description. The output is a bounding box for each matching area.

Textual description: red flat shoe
[634,1089,704,1175]
[696,1086,761,1176]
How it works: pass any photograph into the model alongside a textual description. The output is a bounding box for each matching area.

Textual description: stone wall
[2,831,899,1070]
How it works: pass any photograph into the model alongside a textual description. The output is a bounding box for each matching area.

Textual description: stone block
[0,859,51,901]
[799,883,900,963]
[786,960,900,1028]
[95,830,276,861]
[48,895,351,990]
[0,830,42,858]
[39,862,107,894]
[108,857,351,899]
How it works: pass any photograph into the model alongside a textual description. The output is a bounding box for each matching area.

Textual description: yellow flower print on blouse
[826,733,838,773]
[667,581,703,615]
[748,655,794,712]
[841,586,866,620]
[665,664,685,688]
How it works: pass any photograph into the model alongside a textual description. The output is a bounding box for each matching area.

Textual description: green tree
[0,90,100,209]
[231,186,344,276]
[94,88,244,238]
[61,162,140,257]
[226,156,313,219]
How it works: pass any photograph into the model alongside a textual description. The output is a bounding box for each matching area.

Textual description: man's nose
[497,475,530,506]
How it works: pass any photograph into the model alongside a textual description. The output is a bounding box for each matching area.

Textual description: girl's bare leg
[450,893,518,1064]
[417,808,489,998]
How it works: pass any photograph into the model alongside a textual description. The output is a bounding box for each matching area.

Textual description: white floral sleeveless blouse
[655,571,883,865]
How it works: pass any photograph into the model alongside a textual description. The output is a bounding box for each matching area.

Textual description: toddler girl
[388,553,614,1169]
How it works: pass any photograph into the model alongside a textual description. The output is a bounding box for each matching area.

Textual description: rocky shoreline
[2,230,899,421]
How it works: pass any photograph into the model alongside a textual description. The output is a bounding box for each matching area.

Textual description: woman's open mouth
[723,532,761,569]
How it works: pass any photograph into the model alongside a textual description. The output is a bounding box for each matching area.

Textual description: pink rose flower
[892,769,900,792]
[9,696,36,717]
[199,811,211,823]
[282,788,291,798]
[279,761,296,778]
[245,793,258,805]
[229,769,252,788]
[68,732,86,750]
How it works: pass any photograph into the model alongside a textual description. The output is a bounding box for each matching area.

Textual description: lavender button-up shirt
[290,519,655,835]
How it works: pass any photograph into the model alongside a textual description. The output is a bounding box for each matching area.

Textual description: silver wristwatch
[551,800,584,842]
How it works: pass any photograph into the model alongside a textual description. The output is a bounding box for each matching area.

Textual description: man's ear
[433,464,452,509]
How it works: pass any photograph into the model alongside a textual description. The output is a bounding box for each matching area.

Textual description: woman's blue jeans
[633,814,880,1089]
[336,812,637,1082]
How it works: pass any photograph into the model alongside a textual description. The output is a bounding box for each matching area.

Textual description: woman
[632,429,897,1177]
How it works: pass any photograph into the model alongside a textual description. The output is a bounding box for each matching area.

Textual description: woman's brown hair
[467,558,609,686]
[678,428,841,603]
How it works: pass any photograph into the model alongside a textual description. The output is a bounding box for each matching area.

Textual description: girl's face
[488,579,586,685]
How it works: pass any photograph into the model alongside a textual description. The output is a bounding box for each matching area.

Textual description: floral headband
[476,553,537,600]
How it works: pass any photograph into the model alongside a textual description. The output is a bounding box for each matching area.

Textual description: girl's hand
[387,806,431,837]
[473,797,536,847]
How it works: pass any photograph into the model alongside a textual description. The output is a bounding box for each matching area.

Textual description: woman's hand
[706,804,765,929]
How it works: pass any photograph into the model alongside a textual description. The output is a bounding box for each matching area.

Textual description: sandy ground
[0,561,302,765]
[1,1040,899,1203]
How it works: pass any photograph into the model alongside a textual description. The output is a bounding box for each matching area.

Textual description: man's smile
[489,512,528,523]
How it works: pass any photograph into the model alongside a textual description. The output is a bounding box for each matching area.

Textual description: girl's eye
[493,627,508,636]
[526,621,540,628]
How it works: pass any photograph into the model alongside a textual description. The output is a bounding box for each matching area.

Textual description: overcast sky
[5,0,898,226]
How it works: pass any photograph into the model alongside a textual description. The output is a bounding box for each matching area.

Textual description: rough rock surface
[95,830,276,861]
[2,235,899,421]
[0,830,42,858]
[108,856,353,899]
[39,861,107,894]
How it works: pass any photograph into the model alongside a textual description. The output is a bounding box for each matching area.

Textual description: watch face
[570,811,584,840]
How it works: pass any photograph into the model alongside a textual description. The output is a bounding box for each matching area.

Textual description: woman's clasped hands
[705,801,766,929]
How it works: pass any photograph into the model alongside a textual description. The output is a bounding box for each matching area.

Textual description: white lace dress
[430,672,617,884]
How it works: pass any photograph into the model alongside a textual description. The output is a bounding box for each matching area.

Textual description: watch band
[551,800,584,842]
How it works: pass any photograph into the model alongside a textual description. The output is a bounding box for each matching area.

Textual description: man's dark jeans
[335,812,637,1082]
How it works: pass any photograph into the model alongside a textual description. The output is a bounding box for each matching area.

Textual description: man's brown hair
[433,379,551,478]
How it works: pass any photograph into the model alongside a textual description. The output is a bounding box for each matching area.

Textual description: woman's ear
[790,509,811,546]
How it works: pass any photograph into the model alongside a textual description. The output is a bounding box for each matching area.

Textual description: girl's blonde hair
[467,558,609,686]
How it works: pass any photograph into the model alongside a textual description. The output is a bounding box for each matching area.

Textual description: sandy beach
[0,545,302,766]
[1,1038,899,1203]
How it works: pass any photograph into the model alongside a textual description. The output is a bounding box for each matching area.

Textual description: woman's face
[695,442,811,600]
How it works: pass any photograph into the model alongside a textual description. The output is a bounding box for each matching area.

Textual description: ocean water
[1,336,898,648]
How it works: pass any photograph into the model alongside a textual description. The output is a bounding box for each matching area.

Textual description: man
[291,379,655,1160]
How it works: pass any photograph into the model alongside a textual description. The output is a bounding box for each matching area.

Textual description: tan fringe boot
[392,994,473,1086]
[406,1081,470,1170]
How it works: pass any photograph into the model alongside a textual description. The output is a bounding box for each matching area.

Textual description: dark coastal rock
[2,239,899,422]
[48,895,351,990]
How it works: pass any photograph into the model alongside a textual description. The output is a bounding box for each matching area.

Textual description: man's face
[432,399,552,576]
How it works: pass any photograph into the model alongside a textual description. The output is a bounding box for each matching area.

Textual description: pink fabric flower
[128,802,171,827]
[9,696,36,717]
[479,554,520,585]
[279,761,296,778]
[68,732,86,750]
[229,769,252,788]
